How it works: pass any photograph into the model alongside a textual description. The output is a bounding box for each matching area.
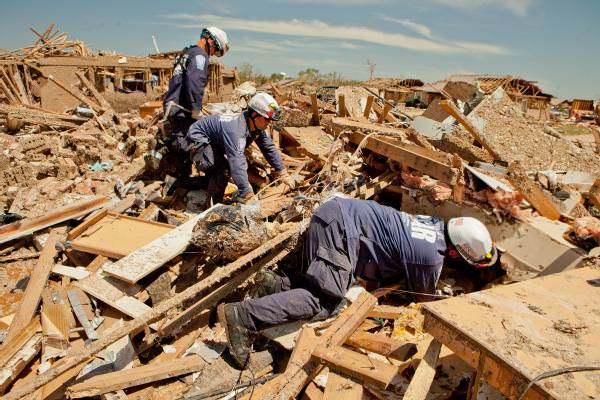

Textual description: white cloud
[340,41,361,49]
[167,14,509,55]
[378,16,432,37]
[429,0,536,17]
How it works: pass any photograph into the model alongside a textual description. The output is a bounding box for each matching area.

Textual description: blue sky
[1,0,599,99]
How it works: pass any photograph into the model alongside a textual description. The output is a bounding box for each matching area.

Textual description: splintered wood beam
[346,331,417,361]
[439,100,503,161]
[67,355,205,398]
[372,101,397,123]
[347,131,457,185]
[377,102,392,124]
[402,339,442,400]
[310,94,320,126]
[506,162,561,220]
[3,227,65,343]
[363,95,374,119]
[0,195,109,245]
[3,227,301,400]
[338,94,347,117]
[243,292,377,400]
[0,317,41,394]
[312,344,401,389]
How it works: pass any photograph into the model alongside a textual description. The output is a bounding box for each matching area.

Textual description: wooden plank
[346,331,417,361]
[244,292,377,400]
[0,317,40,369]
[377,102,392,124]
[372,101,397,123]
[402,339,441,400]
[506,162,561,220]
[323,370,363,400]
[346,131,457,185]
[363,95,374,119]
[76,273,153,320]
[11,67,30,105]
[439,100,502,161]
[422,267,600,400]
[35,56,173,69]
[0,333,42,394]
[3,227,65,343]
[338,94,347,117]
[52,265,90,280]
[310,93,320,126]
[102,212,202,284]
[3,226,301,400]
[67,208,108,240]
[67,355,204,398]
[70,213,174,259]
[0,196,109,245]
[368,304,403,320]
[312,344,400,388]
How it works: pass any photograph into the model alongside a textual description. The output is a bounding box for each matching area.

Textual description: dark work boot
[217,302,251,368]
[248,267,279,299]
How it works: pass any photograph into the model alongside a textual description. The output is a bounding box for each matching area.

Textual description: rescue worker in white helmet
[217,198,499,368]
[171,92,297,206]
[161,27,230,154]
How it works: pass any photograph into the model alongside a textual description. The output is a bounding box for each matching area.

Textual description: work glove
[276,170,299,190]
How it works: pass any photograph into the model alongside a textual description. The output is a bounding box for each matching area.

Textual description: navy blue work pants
[237,200,353,331]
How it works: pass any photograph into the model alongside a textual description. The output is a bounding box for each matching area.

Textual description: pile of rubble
[1,25,600,400]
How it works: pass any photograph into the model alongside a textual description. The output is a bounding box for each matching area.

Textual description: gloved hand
[277,170,298,190]
[191,108,203,120]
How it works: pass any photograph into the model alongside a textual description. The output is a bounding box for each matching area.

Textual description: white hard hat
[447,217,498,267]
[205,27,229,57]
[248,92,281,121]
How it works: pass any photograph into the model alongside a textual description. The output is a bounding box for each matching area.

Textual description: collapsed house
[1,25,600,400]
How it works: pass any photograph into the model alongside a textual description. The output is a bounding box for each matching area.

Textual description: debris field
[0,25,599,400]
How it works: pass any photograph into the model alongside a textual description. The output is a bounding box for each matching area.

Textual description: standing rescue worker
[217,197,498,367]
[163,27,229,139]
[173,92,297,205]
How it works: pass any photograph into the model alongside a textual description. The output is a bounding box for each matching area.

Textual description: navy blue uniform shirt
[331,197,446,298]
[163,46,209,118]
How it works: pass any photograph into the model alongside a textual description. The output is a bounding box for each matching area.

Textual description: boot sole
[217,303,249,369]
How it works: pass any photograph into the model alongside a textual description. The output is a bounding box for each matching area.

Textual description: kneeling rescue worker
[171,92,297,205]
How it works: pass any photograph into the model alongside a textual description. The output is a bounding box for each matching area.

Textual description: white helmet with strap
[204,27,229,57]
[248,92,281,121]
[447,217,498,267]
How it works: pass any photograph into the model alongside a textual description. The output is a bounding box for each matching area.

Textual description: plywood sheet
[71,213,173,259]
[422,267,600,400]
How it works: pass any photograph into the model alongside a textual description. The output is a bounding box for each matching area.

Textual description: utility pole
[367,60,376,80]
